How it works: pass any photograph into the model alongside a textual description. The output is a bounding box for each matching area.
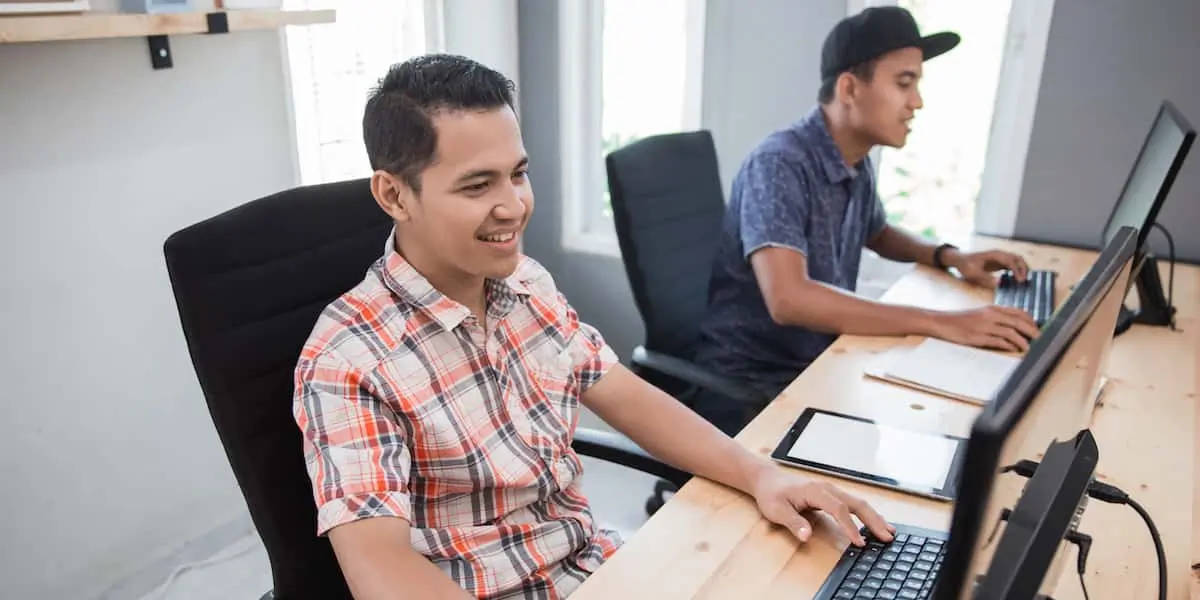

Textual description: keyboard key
[853,592,875,600]
[834,591,854,600]
[882,580,904,592]
[899,590,919,600]
[875,560,895,572]
[909,536,926,545]
[903,579,923,591]
[877,591,898,600]
[914,560,935,571]
[894,533,909,543]
[918,551,939,562]
[846,572,866,584]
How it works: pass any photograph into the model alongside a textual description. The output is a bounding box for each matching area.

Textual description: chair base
[645,479,677,516]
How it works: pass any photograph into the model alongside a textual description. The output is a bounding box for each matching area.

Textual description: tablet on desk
[769,408,967,501]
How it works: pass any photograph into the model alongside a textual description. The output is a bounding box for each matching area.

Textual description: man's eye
[463,182,488,193]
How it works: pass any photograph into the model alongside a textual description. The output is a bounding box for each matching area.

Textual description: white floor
[134,263,905,600]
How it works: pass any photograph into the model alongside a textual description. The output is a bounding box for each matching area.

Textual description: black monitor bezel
[1099,99,1195,267]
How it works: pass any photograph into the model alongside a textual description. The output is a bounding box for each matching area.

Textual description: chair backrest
[606,130,727,360]
[163,178,392,599]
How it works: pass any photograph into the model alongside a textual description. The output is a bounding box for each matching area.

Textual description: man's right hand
[932,306,1041,352]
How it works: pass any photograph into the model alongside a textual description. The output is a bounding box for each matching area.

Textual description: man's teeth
[480,232,515,242]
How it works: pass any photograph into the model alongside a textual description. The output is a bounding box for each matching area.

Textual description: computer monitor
[1098,100,1194,331]
[1100,100,1195,265]
[932,226,1137,599]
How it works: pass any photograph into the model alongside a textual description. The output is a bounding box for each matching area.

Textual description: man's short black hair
[363,53,516,193]
[817,60,877,104]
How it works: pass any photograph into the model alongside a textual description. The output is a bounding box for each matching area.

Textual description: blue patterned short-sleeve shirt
[694,106,888,395]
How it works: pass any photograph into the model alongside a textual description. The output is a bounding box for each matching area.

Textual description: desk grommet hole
[909,403,925,411]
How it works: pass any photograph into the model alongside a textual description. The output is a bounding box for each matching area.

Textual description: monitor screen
[1101,102,1196,253]
[935,227,1138,599]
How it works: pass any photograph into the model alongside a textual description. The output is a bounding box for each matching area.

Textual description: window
[873,0,1016,247]
[559,0,706,256]
[282,0,443,185]
[848,0,1053,298]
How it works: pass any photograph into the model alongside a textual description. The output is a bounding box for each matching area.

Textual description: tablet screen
[784,411,960,491]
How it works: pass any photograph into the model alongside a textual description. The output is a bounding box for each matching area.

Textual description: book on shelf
[0,1,90,15]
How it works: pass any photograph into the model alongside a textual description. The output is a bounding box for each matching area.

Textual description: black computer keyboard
[814,524,949,600]
[994,269,1056,327]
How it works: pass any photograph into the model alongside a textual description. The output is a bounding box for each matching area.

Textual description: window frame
[557,0,707,257]
[278,0,446,187]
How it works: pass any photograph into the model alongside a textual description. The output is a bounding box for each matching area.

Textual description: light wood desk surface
[572,238,1199,599]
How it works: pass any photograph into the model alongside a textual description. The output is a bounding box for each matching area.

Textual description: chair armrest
[631,346,768,406]
[572,427,690,488]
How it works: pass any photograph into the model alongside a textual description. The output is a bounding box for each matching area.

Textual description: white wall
[0,20,296,600]
[442,0,519,93]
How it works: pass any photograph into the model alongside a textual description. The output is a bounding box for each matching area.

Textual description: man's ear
[370,170,415,223]
[835,72,858,104]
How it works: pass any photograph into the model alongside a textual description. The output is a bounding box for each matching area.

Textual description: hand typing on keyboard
[940,248,1030,289]
[929,305,1040,352]
[750,467,896,547]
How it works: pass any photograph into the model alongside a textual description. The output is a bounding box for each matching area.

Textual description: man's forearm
[867,225,951,267]
[583,365,771,496]
[773,279,939,338]
[330,520,474,600]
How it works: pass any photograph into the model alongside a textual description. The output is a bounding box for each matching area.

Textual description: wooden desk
[572,238,1198,599]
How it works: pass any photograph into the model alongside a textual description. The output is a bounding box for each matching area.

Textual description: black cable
[1126,496,1167,600]
[1079,482,1165,600]
[1001,461,1167,600]
[1150,222,1176,331]
[1064,530,1093,600]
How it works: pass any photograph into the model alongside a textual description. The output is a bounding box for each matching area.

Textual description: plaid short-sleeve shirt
[293,232,622,599]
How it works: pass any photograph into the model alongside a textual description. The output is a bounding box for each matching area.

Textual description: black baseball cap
[820,6,960,82]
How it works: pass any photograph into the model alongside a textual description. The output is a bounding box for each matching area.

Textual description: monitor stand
[970,430,1099,600]
[1114,253,1175,336]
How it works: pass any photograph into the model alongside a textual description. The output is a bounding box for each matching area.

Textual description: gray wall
[0,28,296,600]
[1013,0,1200,262]
[516,0,847,364]
[517,0,644,363]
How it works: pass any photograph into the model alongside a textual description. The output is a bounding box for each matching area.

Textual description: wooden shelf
[0,9,335,44]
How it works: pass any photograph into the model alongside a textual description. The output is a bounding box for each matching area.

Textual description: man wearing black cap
[692,7,1039,434]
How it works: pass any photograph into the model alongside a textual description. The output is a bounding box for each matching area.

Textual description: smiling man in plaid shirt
[293,54,895,600]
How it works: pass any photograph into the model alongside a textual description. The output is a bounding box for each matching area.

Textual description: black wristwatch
[933,243,958,270]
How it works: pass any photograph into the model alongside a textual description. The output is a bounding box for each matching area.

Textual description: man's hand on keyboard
[946,249,1029,288]
[750,468,895,547]
[931,306,1040,352]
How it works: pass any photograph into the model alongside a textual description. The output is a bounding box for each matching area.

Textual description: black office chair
[163,178,689,600]
[606,130,771,510]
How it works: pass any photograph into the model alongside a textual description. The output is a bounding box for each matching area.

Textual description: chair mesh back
[606,130,726,359]
[163,178,391,599]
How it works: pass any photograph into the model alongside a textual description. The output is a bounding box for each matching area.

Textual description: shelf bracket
[145,12,229,70]
[147,34,172,69]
